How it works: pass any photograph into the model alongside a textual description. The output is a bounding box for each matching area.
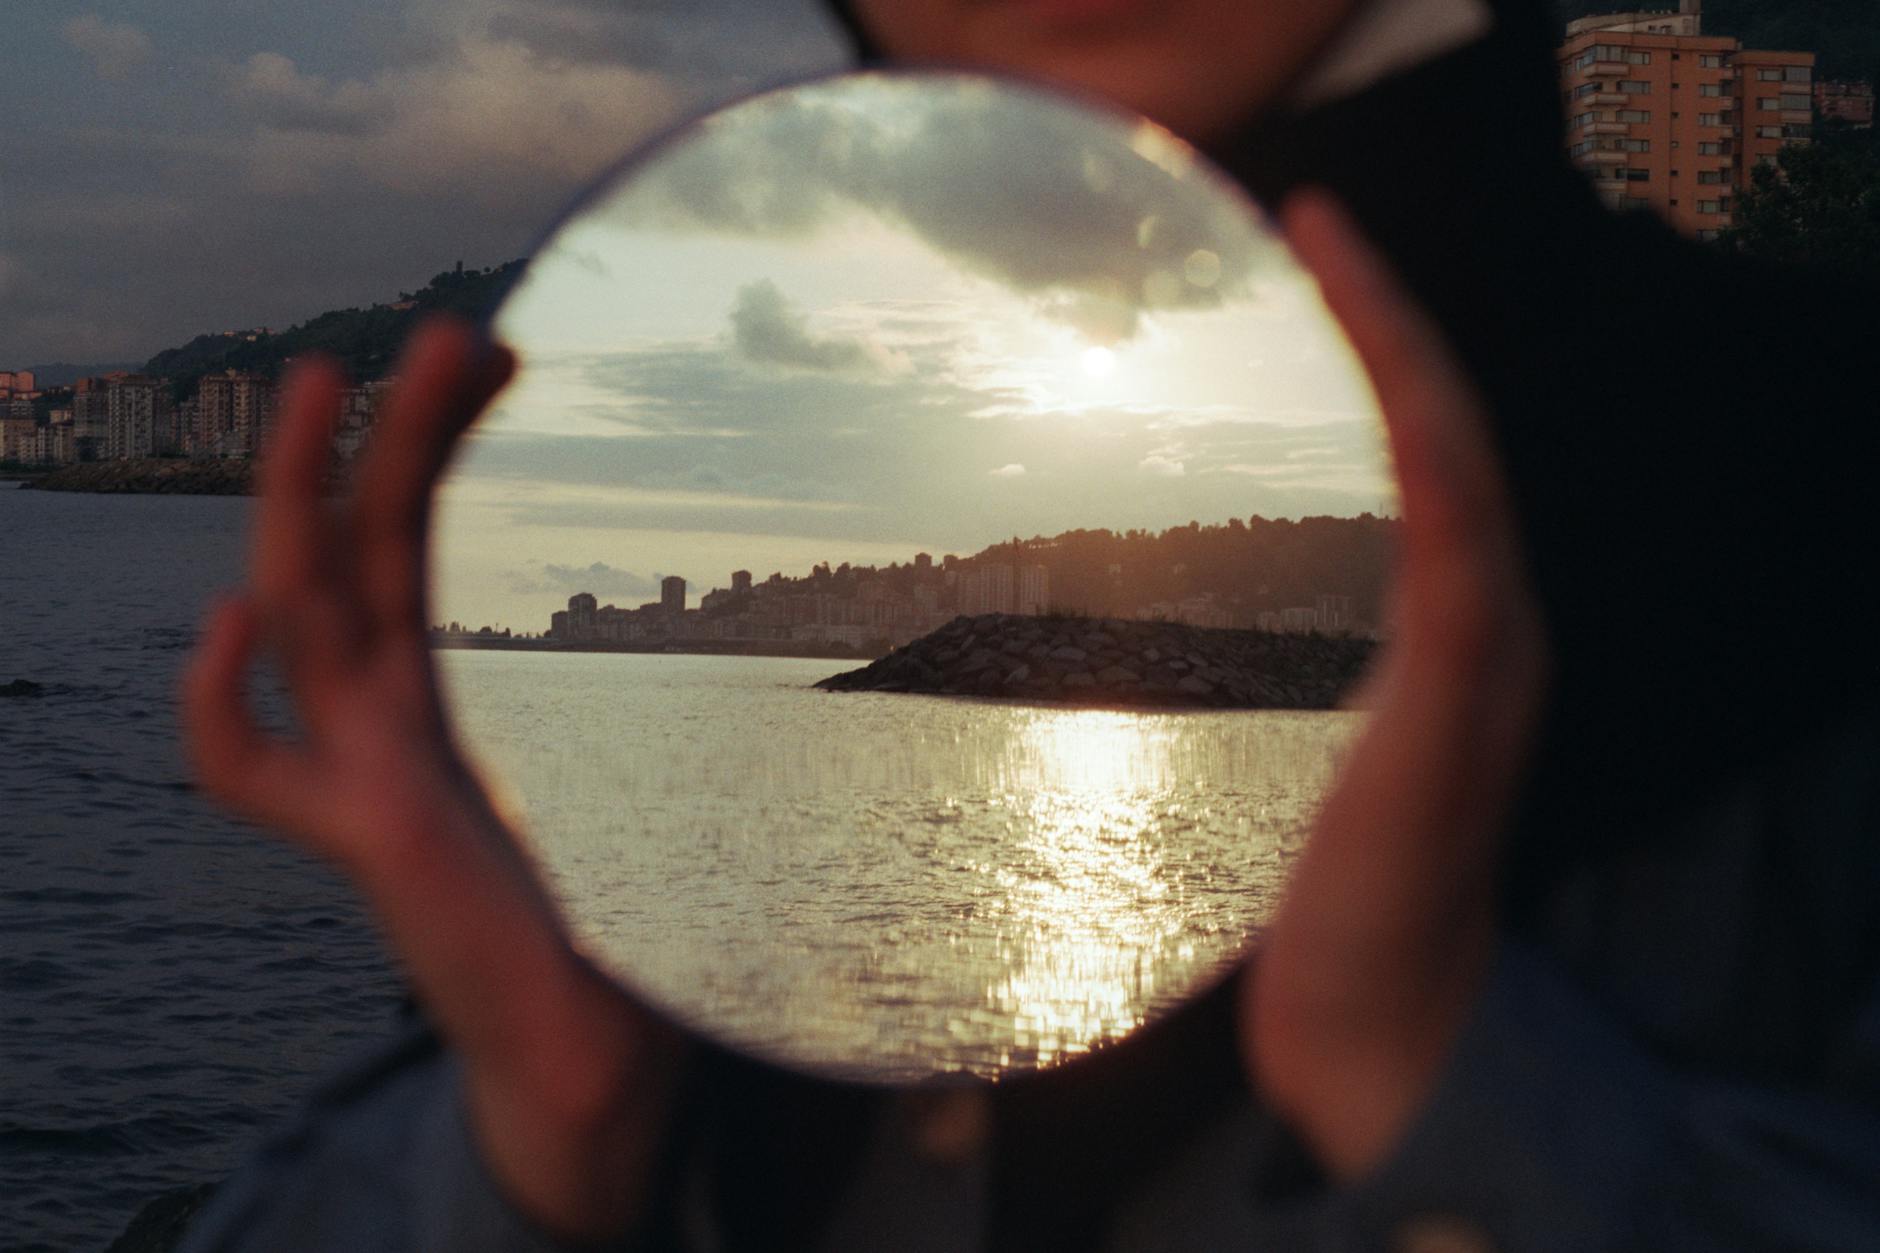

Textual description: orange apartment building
[1559,0,1814,238]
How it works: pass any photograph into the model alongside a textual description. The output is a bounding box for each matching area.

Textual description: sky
[431,76,1391,631]
[0,0,852,367]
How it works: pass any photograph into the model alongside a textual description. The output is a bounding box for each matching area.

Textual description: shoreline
[20,458,254,495]
[431,635,883,662]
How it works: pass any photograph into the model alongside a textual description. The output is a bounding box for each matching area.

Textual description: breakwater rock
[25,458,254,495]
[816,614,1376,709]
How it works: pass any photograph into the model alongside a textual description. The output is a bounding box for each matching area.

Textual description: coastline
[22,458,253,495]
[431,634,882,662]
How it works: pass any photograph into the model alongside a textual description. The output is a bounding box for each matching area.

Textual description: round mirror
[434,70,1394,1082]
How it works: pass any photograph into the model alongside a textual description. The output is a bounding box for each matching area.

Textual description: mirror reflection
[434,71,1394,1081]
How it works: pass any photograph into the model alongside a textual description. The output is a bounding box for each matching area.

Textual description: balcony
[1588,121,1631,135]
[1588,92,1627,105]
[1589,62,1628,77]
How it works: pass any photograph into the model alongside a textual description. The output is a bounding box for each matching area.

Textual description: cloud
[1138,453,1187,477]
[508,560,658,599]
[62,16,154,81]
[234,39,685,205]
[626,78,1279,344]
[989,463,1028,478]
[0,1,850,367]
[231,53,390,136]
[729,279,876,373]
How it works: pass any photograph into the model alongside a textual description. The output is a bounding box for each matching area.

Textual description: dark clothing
[181,6,1880,1249]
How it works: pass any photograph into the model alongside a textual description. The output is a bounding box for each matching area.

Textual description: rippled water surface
[0,486,402,1253]
[445,652,1354,1080]
[1,482,1354,1251]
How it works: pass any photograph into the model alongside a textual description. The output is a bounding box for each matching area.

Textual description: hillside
[141,260,526,398]
[1555,0,1880,84]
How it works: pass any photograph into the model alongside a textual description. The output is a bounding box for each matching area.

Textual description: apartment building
[1559,0,1814,238]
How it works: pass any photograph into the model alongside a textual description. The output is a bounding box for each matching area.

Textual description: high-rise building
[194,370,276,456]
[957,563,1015,614]
[1559,1,1814,239]
[1816,79,1875,129]
[71,382,110,460]
[731,569,752,595]
[105,375,164,459]
[1017,564,1051,615]
[661,575,686,615]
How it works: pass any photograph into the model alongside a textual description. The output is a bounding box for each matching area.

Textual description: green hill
[141,260,526,399]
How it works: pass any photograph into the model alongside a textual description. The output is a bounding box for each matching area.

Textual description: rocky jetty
[816,613,1376,710]
[24,458,253,495]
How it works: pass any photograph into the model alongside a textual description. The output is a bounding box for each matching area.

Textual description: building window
[1698,83,1726,97]
[1569,139,1594,158]
[1699,112,1725,126]
[1570,111,1596,129]
[1697,169,1727,184]
[1699,54,1725,68]
[1779,93,1811,111]
[1783,123,1814,140]
[1620,109,1651,123]
[1621,80,1652,94]
[1785,66,1811,83]
[1698,199,1724,214]
[1626,50,1651,65]
[1573,82,1601,99]
[1758,68,1783,81]
[1625,168,1651,182]
[1757,125,1782,138]
[1698,140,1726,155]
[1620,138,1651,152]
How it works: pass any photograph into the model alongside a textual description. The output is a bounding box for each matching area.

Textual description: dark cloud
[0,1,848,365]
[622,78,1276,343]
[230,52,391,136]
[61,16,154,81]
[729,279,875,372]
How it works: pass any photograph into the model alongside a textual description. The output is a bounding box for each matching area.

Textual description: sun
[1080,346,1116,379]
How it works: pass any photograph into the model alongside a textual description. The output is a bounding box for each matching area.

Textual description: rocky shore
[816,613,1376,709]
[23,458,253,495]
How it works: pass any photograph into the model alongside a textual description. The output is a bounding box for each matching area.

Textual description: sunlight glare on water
[444,651,1357,1080]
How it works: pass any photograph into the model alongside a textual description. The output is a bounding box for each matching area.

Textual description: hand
[183,319,684,1242]
[1240,195,1550,1179]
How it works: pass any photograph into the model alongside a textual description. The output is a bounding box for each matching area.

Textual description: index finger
[350,318,515,636]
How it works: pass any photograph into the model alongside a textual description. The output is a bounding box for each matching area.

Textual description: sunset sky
[434,76,1390,631]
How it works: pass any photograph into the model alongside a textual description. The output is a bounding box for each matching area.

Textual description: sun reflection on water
[971,710,1212,1067]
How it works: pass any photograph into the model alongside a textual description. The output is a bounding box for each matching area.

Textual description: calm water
[1,482,1352,1250]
